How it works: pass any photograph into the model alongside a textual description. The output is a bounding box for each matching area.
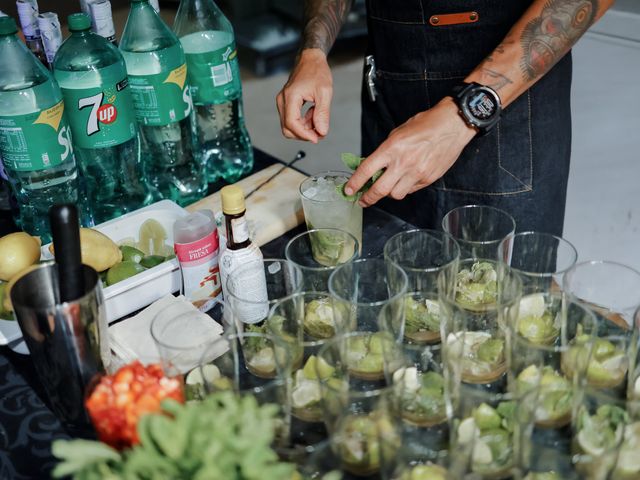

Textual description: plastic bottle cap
[221,185,246,215]
[68,13,91,31]
[0,17,18,36]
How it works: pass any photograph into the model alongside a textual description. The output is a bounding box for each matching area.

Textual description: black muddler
[49,204,84,303]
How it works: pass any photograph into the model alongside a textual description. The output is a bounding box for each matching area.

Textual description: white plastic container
[42,199,188,323]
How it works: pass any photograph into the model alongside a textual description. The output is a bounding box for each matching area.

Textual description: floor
[239,6,640,271]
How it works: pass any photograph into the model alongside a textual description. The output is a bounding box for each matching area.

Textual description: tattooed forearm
[302,0,354,54]
[521,0,597,80]
[480,67,514,91]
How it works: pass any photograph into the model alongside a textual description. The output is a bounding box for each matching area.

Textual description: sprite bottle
[174,0,253,183]
[54,13,154,224]
[120,0,206,206]
[0,16,86,241]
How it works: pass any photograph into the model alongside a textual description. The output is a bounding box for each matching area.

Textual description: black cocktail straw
[49,204,84,303]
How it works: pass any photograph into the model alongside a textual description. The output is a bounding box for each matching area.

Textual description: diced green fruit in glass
[357,353,383,373]
[477,338,504,364]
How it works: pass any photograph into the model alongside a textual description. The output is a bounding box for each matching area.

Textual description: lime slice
[519,294,546,320]
[138,219,168,255]
[474,403,502,430]
[186,364,221,385]
[302,355,334,380]
[292,379,322,408]
[117,236,138,248]
[458,417,479,443]
[472,439,493,465]
[577,428,606,457]
[302,356,319,380]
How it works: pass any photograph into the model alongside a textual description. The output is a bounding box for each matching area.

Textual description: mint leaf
[341,152,363,171]
[335,182,360,202]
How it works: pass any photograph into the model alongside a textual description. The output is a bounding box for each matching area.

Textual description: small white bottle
[173,209,222,312]
[218,185,267,324]
[37,12,62,68]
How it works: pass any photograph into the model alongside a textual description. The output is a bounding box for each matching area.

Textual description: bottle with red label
[174,209,222,312]
[53,13,154,224]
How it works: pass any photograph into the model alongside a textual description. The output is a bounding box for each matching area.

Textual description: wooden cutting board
[185,164,307,246]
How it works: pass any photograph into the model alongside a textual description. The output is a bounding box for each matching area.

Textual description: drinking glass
[150,299,227,379]
[285,228,359,292]
[448,386,525,480]
[497,231,578,294]
[225,258,303,328]
[300,171,364,250]
[442,204,516,260]
[440,261,522,393]
[509,293,598,429]
[516,387,581,480]
[329,258,408,335]
[383,229,460,296]
[571,388,627,480]
[269,292,338,446]
[379,339,450,455]
[563,260,640,333]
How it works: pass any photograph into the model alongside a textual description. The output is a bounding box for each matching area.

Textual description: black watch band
[451,82,502,136]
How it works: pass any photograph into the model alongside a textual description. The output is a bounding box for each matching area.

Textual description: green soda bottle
[120,0,207,206]
[174,0,253,183]
[54,13,154,224]
[0,16,85,241]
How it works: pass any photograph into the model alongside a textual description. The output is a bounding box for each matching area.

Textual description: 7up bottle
[174,0,253,183]
[54,13,154,224]
[0,16,85,241]
[120,0,206,206]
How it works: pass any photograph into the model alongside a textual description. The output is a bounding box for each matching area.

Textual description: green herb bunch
[52,392,296,480]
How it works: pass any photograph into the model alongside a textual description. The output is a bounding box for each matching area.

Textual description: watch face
[466,89,498,120]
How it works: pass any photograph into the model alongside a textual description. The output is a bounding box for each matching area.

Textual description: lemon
[138,219,167,255]
[3,263,44,312]
[106,261,146,286]
[49,228,121,272]
[0,232,41,281]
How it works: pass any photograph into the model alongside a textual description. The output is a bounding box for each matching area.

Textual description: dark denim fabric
[361,0,572,236]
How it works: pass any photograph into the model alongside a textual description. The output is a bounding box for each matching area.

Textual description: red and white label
[174,230,222,311]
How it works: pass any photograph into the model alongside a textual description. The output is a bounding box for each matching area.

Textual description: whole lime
[140,255,165,269]
[120,245,145,263]
[106,261,146,286]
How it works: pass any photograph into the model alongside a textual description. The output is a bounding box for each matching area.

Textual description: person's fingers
[275,91,286,132]
[359,167,402,207]
[389,175,418,201]
[312,86,332,137]
[303,106,315,130]
[345,151,388,196]
[283,92,319,143]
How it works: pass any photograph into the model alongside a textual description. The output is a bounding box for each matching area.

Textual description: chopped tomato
[85,360,184,449]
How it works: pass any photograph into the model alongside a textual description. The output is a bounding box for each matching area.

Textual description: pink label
[174,230,220,267]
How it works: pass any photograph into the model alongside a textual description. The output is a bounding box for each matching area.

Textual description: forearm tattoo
[521,0,597,80]
[302,0,354,54]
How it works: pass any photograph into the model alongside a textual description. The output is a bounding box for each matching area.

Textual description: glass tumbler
[285,228,359,292]
[442,204,515,260]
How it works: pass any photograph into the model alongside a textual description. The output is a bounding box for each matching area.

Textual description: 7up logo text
[79,92,118,136]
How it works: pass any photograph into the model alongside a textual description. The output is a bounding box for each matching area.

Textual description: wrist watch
[451,82,502,136]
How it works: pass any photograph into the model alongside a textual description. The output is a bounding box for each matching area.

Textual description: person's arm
[346,0,614,206]
[276,0,354,143]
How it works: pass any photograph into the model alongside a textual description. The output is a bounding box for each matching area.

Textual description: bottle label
[0,86,74,172]
[60,63,137,149]
[230,216,249,244]
[175,229,222,312]
[129,59,191,126]
[184,41,241,105]
[220,244,267,324]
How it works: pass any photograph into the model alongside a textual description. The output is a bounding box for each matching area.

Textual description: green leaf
[335,182,360,202]
[341,152,363,170]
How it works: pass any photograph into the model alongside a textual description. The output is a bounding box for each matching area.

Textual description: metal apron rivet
[431,16,440,24]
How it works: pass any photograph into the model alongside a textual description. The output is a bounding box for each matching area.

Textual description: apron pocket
[376,69,430,127]
[426,74,533,196]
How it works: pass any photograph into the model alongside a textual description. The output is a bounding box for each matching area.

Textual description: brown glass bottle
[221,185,251,250]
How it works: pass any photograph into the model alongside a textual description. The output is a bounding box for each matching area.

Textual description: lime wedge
[474,403,502,430]
[138,219,168,255]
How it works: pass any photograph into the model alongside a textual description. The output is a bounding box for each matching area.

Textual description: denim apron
[361,0,572,236]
